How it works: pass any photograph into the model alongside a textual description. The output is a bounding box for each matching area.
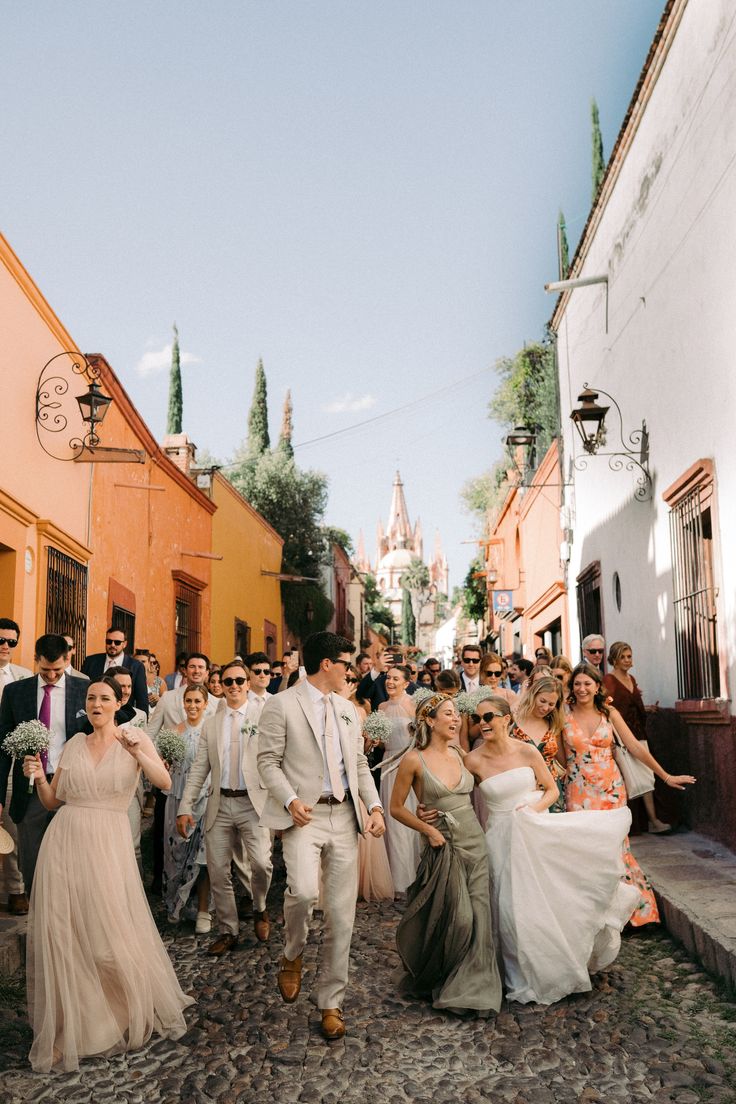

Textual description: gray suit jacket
[257,680,380,832]
[178,708,268,829]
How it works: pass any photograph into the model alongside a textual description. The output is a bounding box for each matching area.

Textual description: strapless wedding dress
[480,766,639,1005]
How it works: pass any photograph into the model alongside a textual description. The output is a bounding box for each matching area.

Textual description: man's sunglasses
[222,676,248,687]
[586,649,604,655]
[251,667,271,676]
[463,657,480,664]
[471,710,504,724]
[0,638,18,648]
[106,638,125,646]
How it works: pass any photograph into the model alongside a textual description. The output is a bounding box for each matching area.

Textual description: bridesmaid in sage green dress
[389,692,502,1015]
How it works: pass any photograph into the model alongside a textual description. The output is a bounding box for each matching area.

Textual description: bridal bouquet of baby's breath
[454,691,478,716]
[2,721,52,792]
[411,687,435,710]
[156,728,188,766]
[362,712,393,746]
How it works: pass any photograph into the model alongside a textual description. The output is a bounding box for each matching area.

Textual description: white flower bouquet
[2,720,52,792]
[362,712,393,746]
[156,728,188,766]
[412,687,435,710]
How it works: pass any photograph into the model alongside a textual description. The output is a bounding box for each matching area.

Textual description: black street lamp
[569,388,610,455]
[76,380,113,448]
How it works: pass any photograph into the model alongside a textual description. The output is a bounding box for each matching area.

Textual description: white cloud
[135,343,202,377]
[322,393,376,414]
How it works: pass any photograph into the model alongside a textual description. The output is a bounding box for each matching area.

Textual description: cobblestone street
[2,858,736,1104]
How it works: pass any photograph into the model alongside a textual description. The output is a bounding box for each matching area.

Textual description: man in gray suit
[177,660,272,954]
[258,632,385,1041]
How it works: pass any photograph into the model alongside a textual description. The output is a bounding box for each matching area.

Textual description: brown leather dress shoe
[7,893,29,915]
[277,954,302,1002]
[320,1009,345,1040]
[206,932,238,956]
[253,911,270,942]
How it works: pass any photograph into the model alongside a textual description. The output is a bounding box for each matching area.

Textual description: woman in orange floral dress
[560,663,695,926]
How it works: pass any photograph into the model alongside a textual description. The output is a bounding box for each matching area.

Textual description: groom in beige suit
[177,660,272,955]
[258,632,385,1041]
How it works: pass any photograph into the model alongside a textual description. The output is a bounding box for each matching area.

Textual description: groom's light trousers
[281,799,359,1010]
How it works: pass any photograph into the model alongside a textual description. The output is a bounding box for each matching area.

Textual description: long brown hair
[567,662,610,716]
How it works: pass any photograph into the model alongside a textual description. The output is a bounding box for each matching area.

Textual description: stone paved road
[2,864,736,1104]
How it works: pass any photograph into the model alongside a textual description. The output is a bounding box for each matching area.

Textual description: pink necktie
[39,683,53,774]
[229,711,241,789]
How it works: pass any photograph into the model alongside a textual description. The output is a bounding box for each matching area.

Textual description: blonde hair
[514,676,564,736]
[411,692,455,750]
[473,691,512,717]
[550,655,573,675]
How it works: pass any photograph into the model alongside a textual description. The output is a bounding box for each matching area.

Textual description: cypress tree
[400,586,415,646]
[166,323,183,435]
[558,210,570,278]
[591,99,605,201]
[247,359,270,458]
[278,389,294,458]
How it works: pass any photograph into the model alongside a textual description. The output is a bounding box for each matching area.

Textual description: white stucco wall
[555,0,736,706]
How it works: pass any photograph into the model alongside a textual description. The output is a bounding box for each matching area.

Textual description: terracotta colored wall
[84,365,215,673]
[0,236,92,667]
[209,473,282,664]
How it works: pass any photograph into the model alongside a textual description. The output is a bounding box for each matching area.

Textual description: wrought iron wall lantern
[35,353,144,463]
[505,424,539,478]
[569,384,651,500]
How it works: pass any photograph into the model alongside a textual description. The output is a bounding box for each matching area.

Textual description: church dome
[378,547,413,572]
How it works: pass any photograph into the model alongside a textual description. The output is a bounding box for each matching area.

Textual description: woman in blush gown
[466,695,638,1006]
[340,667,393,903]
[561,663,696,928]
[391,693,502,1015]
[23,677,193,1072]
[379,665,421,894]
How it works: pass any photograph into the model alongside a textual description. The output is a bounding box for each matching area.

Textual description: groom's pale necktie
[322,695,345,802]
[38,683,53,774]
[228,710,242,789]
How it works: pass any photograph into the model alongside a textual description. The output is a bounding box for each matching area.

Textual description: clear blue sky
[4,1,664,589]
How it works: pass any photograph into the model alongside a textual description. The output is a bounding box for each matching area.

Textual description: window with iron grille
[576,561,604,647]
[669,487,720,701]
[174,581,201,657]
[111,605,136,653]
[46,547,87,659]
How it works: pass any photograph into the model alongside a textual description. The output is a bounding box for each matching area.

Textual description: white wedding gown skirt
[481,766,639,1005]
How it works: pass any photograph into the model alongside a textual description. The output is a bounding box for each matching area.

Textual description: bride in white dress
[465,696,639,1006]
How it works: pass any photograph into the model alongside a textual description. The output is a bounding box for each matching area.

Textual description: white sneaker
[195,911,212,934]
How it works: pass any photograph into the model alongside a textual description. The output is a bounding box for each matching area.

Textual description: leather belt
[317,793,351,806]
[220,788,247,797]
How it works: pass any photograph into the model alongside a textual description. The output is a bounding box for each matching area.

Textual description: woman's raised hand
[22,754,44,781]
[664,773,696,790]
[115,726,141,758]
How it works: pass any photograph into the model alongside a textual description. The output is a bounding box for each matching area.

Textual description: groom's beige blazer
[257,679,380,831]
[179,707,268,829]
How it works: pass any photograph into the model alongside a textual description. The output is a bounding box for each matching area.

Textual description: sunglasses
[331,659,352,669]
[485,669,503,677]
[0,637,18,648]
[471,711,503,724]
[586,649,604,655]
[106,638,125,646]
[251,667,271,675]
[535,653,547,659]
[463,657,480,664]
[222,676,247,687]
[346,677,358,685]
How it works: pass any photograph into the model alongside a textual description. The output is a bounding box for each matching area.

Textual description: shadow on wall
[575,480,736,850]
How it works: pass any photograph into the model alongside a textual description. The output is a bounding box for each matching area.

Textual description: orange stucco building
[485,441,570,660]
[1,234,283,673]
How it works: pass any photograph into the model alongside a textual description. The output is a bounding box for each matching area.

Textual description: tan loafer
[320,1008,345,1041]
[277,954,302,1003]
[254,910,270,942]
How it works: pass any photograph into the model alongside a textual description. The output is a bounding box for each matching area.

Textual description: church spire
[385,470,412,549]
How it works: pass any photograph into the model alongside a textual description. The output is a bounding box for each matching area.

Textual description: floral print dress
[563,711,659,926]
[510,720,565,812]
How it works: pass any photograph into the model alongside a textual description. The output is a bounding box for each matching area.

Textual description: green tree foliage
[460,462,508,524]
[278,389,294,458]
[282,582,334,640]
[461,555,488,622]
[363,573,395,635]
[489,342,559,457]
[591,99,605,200]
[558,210,570,278]
[322,526,354,557]
[400,587,415,646]
[247,359,270,460]
[232,450,328,579]
[400,557,430,593]
[166,324,183,435]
